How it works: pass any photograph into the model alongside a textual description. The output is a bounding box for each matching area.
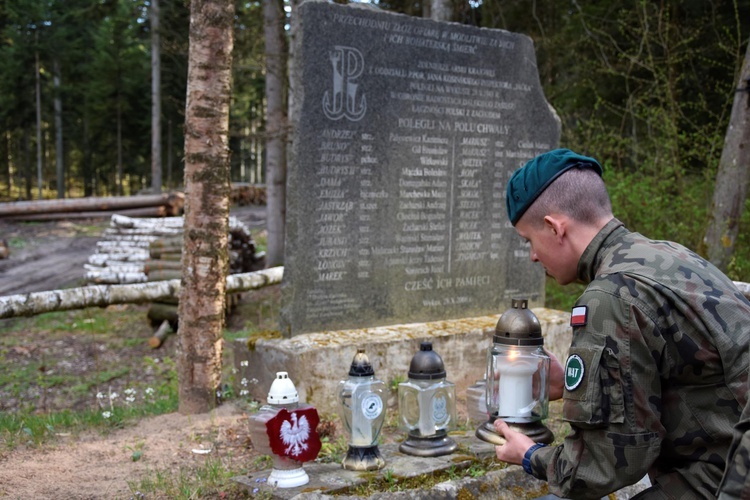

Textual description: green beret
[505,148,603,225]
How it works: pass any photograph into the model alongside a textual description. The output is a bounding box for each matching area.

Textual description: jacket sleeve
[529,292,664,499]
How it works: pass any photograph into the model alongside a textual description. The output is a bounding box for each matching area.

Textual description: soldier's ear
[543,215,566,243]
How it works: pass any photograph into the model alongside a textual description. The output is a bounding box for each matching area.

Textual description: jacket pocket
[563,344,625,427]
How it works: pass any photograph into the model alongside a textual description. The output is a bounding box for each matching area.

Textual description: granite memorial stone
[280,1,560,336]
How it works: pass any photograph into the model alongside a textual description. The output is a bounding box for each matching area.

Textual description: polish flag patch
[570,306,588,327]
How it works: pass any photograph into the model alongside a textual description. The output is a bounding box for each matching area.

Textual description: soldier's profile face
[515,216,577,286]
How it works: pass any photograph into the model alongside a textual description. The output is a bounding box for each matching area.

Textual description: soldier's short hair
[521,167,613,227]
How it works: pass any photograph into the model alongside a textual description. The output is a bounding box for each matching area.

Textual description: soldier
[494,148,750,499]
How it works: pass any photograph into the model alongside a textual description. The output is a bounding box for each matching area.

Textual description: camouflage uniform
[528,219,750,499]
[718,369,750,499]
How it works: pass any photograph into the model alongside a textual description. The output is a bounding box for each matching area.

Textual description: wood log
[148,320,174,349]
[2,205,168,221]
[84,271,148,284]
[0,267,284,319]
[147,301,178,324]
[0,194,183,218]
[84,263,145,274]
[146,269,182,281]
[111,213,185,229]
[144,259,182,273]
[88,251,150,266]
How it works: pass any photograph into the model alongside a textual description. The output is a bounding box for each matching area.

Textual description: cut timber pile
[85,214,266,340]
[230,183,266,206]
[0,192,185,221]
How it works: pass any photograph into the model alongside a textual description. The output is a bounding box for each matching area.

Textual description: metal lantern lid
[493,298,544,347]
[348,348,375,377]
[408,342,447,380]
[267,371,299,404]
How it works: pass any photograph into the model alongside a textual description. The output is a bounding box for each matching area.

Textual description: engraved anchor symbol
[322,46,367,122]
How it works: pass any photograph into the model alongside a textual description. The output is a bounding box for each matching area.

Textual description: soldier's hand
[494,419,535,465]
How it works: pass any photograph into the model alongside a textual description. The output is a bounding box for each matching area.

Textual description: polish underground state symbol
[564,354,585,391]
[322,45,367,122]
[266,407,322,462]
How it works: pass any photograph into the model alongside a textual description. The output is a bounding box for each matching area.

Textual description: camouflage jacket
[718,363,750,499]
[529,219,750,499]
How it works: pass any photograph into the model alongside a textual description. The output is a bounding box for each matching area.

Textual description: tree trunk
[430,0,452,21]
[53,58,64,199]
[35,48,43,199]
[704,42,750,271]
[178,0,235,414]
[264,0,287,267]
[0,267,283,319]
[150,0,162,194]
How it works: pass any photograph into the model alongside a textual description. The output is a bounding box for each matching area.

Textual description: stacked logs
[85,214,266,344]
[230,183,266,206]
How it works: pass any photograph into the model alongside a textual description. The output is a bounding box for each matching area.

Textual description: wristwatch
[522,443,547,474]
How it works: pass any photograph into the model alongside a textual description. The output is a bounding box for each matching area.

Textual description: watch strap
[522,442,547,475]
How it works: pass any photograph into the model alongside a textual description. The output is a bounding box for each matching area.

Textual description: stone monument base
[233,308,571,417]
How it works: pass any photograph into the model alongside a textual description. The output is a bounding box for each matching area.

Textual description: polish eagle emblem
[266,407,322,462]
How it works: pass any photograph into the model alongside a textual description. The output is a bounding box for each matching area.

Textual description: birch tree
[177,0,234,414]
[704,41,750,272]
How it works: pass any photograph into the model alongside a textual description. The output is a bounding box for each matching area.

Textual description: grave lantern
[476,298,554,445]
[398,342,457,457]
[337,348,386,471]
[247,372,322,488]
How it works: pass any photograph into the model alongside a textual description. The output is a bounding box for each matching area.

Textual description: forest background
[1,0,750,304]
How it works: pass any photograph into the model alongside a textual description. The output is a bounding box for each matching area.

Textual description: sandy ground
[0,403,254,499]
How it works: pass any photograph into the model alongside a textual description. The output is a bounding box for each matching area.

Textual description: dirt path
[0,403,254,499]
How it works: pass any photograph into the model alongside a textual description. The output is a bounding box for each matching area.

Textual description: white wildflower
[240,360,249,367]
[102,411,112,419]
[241,378,248,387]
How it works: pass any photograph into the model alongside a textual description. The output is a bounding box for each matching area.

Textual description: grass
[127,457,251,499]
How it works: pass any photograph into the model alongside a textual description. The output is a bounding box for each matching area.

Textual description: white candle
[497,351,536,419]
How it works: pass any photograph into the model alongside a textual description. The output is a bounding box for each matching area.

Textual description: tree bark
[178,0,235,414]
[0,267,283,319]
[704,42,750,271]
[53,58,65,199]
[430,0,452,21]
[150,0,162,193]
[35,48,43,200]
[264,0,287,267]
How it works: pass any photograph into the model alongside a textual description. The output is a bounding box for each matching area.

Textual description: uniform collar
[576,218,625,283]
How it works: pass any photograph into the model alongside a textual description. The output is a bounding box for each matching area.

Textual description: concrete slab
[233,308,572,418]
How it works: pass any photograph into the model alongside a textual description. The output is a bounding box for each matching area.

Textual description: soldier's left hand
[494,419,535,465]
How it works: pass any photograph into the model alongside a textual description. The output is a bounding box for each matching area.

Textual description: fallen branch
[0,266,283,319]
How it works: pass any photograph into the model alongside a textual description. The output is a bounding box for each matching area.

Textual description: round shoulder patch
[564,354,585,391]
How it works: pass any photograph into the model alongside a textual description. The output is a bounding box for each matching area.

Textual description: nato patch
[570,306,588,327]
[564,354,585,391]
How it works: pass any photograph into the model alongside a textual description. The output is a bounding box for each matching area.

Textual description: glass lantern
[476,298,554,445]
[398,342,457,457]
[247,372,322,488]
[337,348,387,471]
